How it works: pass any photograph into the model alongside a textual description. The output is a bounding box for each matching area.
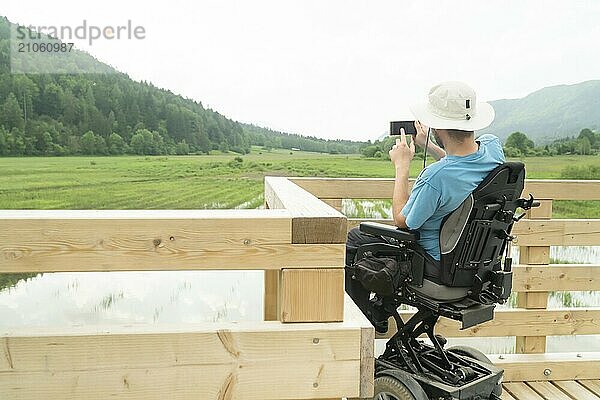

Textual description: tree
[94,135,108,155]
[38,82,64,118]
[503,147,522,158]
[129,128,165,155]
[504,132,534,155]
[150,130,166,155]
[1,93,25,131]
[579,137,591,155]
[80,131,97,154]
[196,129,211,154]
[219,141,229,153]
[0,125,7,155]
[578,128,597,149]
[361,145,379,158]
[107,132,126,155]
[175,139,190,155]
[130,131,146,155]
[130,129,152,155]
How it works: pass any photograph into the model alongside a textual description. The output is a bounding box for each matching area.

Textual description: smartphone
[390,121,417,136]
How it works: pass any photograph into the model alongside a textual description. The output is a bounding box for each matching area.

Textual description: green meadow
[0,149,598,218]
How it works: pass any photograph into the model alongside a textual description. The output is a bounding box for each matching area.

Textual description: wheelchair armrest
[359,221,420,242]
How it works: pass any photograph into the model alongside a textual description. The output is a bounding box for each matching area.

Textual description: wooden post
[516,199,552,354]
[280,268,344,322]
[263,200,280,321]
[264,270,281,321]
[264,177,347,323]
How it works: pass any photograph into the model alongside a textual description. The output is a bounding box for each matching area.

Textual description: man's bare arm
[392,166,410,228]
[424,142,446,161]
[388,130,414,229]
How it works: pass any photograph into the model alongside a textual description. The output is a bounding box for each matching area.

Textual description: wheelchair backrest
[438,162,525,287]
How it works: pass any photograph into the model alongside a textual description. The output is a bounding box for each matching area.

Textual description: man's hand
[388,129,415,168]
[413,120,447,161]
[414,120,429,148]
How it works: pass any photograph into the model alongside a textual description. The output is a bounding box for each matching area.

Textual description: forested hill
[0,16,365,156]
[480,80,600,143]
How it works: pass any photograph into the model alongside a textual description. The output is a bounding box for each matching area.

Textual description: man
[346,81,505,269]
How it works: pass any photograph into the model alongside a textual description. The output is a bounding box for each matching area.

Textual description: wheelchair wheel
[373,375,428,400]
[448,346,502,398]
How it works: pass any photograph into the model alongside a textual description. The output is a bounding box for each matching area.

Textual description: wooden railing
[291,176,600,382]
[2,176,599,398]
[0,183,373,399]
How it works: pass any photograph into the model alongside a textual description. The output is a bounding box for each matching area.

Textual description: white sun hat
[409,81,495,131]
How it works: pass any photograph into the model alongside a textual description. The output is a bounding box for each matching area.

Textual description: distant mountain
[480,80,600,144]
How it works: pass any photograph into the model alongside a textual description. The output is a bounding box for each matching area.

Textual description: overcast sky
[4,1,600,141]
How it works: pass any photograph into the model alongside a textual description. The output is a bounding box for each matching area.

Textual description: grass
[0,151,597,217]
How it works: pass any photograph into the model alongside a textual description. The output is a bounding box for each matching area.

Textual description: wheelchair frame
[356,241,504,399]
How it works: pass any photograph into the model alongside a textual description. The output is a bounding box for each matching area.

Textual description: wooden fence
[290,176,600,382]
[0,181,373,400]
[1,175,599,399]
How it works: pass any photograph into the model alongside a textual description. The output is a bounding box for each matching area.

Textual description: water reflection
[0,273,39,292]
[0,271,263,329]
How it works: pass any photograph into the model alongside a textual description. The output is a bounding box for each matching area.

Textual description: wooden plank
[344,295,374,399]
[0,241,345,273]
[280,269,344,322]
[289,177,401,199]
[527,381,571,400]
[512,219,600,246]
[515,335,547,355]
[357,326,374,399]
[578,380,600,397]
[501,387,518,400]
[517,201,552,354]
[527,199,553,220]
[376,308,600,339]
[346,219,600,246]
[512,265,600,292]
[553,380,600,400]
[3,209,362,272]
[503,382,545,399]
[290,178,600,201]
[515,335,546,354]
[265,177,347,244]
[493,352,600,382]
[524,180,600,201]
[0,210,292,249]
[1,322,362,400]
[518,246,550,265]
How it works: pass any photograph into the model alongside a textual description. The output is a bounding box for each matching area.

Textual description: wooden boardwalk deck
[503,380,600,399]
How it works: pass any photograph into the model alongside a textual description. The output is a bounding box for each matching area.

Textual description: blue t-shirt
[401,134,506,261]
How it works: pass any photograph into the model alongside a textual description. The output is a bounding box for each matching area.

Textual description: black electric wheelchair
[345,162,540,400]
